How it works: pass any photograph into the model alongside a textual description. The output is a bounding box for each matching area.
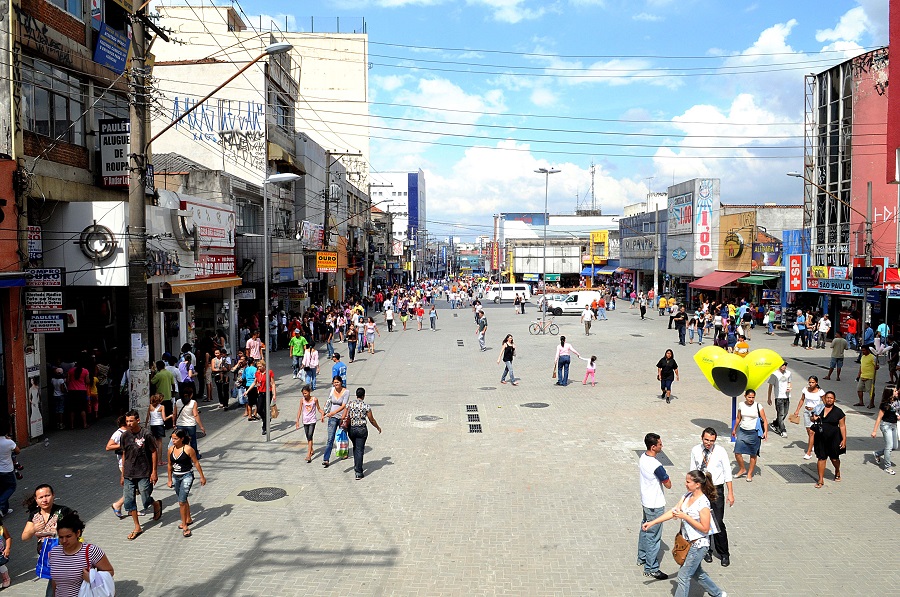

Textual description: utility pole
[864,181,873,329]
[127,7,150,411]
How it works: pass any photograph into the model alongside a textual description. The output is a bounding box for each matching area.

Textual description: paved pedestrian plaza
[6,301,898,595]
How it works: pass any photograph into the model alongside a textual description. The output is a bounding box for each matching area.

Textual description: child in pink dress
[583,356,597,387]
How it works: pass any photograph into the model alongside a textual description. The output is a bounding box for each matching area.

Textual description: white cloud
[816,6,869,43]
[530,87,558,107]
[467,0,548,23]
[632,12,663,22]
[373,75,408,92]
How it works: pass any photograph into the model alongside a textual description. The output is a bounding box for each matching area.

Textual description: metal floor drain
[388,393,409,397]
[469,424,483,433]
[238,487,288,502]
[415,415,441,422]
[453,313,458,317]
[522,402,550,408]
[769,464,818,483]
[634,450,673,466]
[479,386,497,391]
[631,334,644,337]
[466,405,478,412]
[457,340,464,346]
[467,414,480,422]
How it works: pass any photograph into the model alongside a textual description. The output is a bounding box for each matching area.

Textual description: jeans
[176,425,199,458]
[348,425,368,476]
[269,333,278,351]
[677,325,686,345]
[795,329,808,347]
[637,505,665,573]
[0,471,16,513]
[348,340,357,362]
[322,417,340,462]
[698,328,704,344]
[292,355,302,377]
[430,316,436,330]
[768,321,774,334]
[557,355,571,386]
[478,332,486,351]
[326,341,334,359]
[598,307,607,320]
[876,421,899,468]
[501,360,516,383]
[675,544,724,597]
[305,368,317,390]
[688,329,695,342]
[123,477,154,513]
[709,486,729,557]
[172,471,194,503]
[816,332,828,348]
[773,398,789,434]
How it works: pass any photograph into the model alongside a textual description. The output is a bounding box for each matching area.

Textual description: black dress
[813,405,845,460]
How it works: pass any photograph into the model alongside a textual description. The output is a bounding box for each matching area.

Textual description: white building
[371,170,427,281]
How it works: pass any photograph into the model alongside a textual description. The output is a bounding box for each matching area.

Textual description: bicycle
[529,317,559,335]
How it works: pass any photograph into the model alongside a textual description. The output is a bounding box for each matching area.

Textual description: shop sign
[235,288,256,300]
[99,119,130,187]
[27,226,42,260]
[156,299,183,312]
[26,267,64,287]
[316,251,338,273]
[811,266,830,278]
[751,241,782,268]
[668,192,693,235]
[723,231,745,258]
[27,313,65,334]
[93,24,130,75]
[545,274,560,282]
[695,180,714,261]
[523,273,539,281]
[196,255,235,278]
[866,289,885,303]
[786,254,807,292]
[25,291,63,310]
[180,198,236,249]
[273,267,294,283]
[829,267,848,280]
[808,278,864,296]
[852,266,879,289]
[761,289,779,301]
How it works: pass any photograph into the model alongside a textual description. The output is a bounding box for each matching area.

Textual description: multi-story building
[376,170,427,283]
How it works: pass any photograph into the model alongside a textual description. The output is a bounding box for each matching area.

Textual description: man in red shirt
[846,317,858,351]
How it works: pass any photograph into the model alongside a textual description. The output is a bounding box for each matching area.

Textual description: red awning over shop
[689,271,746,290]
[885,268,900,283]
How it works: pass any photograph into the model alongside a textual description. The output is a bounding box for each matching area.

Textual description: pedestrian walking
[331,354,347,388]
[497,334,518,386]
[639,294,648,320]
[146,394,168,460]
[656,349,679,404]
[384,303,395,332]
[794,376,825,460]
[767,362,791,438]
[855,345,879,408]
[65,361,90,430]
[118,409,162,540]
[872,387,899,475]
[514,294,521,314]
[289,329,308,379]
[322,376,350,469]
[641,470,728,597]
[0,425,18,516]
[296,385,324,463]
[21,484,73,590]
[812,391,847,488]
[580,304,594,336]
[674,306,688,345]
[732,389,767,481]
[816,314,831,348]
[248,360,276,436]
[166,428,206,538]
[174,386,206,455]
[553,336,581,386]
[346,387,383,480]
[48,512,115,597]
[429,305,438,331]
[347,321,358,363]
[637,433,671,580]
[0,517,9,588]
[793,310,807,348]
[824,332,849,381]
[105,416,128,515]
[366,317,381,354]
[211,348,231,410]
[688,428,734,567]
[583,356,597,387]
[476,309,488,352]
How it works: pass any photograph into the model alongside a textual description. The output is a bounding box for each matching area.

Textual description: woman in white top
[365,318,380,355]
[553,336,581,387]
[731,389,767,481]
[321,376,350,468]
[175,386,206,460]
[642,470,726,597]
[793,375,825,459]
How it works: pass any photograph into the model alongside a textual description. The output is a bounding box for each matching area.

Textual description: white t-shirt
[639,453,668,508]
[0,437,16,473]
[802,388,825,410]
[818,318,832,333]
[737,401,761,431]
[581,309,594,322]
[51,378,66,397]
[678,492,717,547]
[768,370,792,399]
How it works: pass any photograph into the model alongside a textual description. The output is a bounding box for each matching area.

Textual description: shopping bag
[36,537,58,579]
[788,413,800,425]
[335,428,350,459]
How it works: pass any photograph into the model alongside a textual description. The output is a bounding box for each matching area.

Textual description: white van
[546,291,603,315]
[483,283,533,304]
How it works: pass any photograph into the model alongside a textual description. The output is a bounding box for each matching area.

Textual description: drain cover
[466,405,478,412]
[388,393,409,397]
[238,487,288,502]
[415,415,441,421]
[469,424,483,433]
[457,340,464,346]
[521,402,550,408]
[769,464,818,483]
[479,386,497,391]
[630,334,644,337]
[634,450,673,466]
[467,414,480,422]
[453,313,458,317]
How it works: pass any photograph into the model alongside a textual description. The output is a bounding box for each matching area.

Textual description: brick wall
[21,0,87,47]
[23,132,89,169]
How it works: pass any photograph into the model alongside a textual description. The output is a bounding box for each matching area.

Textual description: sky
[237,0,890,240]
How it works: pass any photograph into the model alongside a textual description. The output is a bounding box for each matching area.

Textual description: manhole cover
[467,414,480,422]
[415,415,441,421]
[466,405,478,412]
[634,450,673,466]
[469,424,483,433]
[479,386,497,391]
[457,340,465,346]
[769,464,818,484]
[630,334,644,337]
[521,402,550,408]
[238,487,288,502]
[388,393,409,397]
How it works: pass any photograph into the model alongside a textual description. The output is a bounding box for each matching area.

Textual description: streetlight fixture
[535,167,561,318]
[262,172,301,443]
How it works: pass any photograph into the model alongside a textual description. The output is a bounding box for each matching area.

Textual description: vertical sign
[695,179,714,261]
[99,119,130,187]
[27,226,42,260]
[787,254,807,292]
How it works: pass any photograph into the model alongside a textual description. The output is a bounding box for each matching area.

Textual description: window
[237,202,261,234]
[21,57,85,146]
[48,0,82,19]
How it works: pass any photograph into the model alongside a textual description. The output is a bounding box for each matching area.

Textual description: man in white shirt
[580,305,594,336]
[689,428,734,568]
[767,362,792,437]
[637,433,671,580]
[816,314,832,349]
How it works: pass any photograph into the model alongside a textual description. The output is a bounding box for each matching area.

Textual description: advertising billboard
[668,192,693,235]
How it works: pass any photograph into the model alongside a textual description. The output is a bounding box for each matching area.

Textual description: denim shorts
[150,425,165,439]
[829,357,844,369]
[172,471,194,503]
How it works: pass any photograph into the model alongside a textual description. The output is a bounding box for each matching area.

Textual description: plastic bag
[335,428,349,459]
[36,537,58,579]
[78,569,115,597]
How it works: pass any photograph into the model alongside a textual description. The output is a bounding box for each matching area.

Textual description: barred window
[47,0,82,19]
[21,57,85,147]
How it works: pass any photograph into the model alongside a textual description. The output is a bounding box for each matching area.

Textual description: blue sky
[239,0,889,240]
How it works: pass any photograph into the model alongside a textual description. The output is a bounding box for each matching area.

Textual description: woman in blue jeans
[872,388,900,475]
[642,470,727,597]
[346,387,382,480]
[321,376,350,468]
[553,336,581,386]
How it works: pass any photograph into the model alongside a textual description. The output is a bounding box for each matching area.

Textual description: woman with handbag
[48,512,114,597]
[245,360,276,436]
[231,353,248,416]
[793,376,825,460]
[346,387,383,480]
[872,387,900,475]
[731,389,767,482]
[21,484,73,593]
[641,470,727,597]
[321,376,350,468]
[812,391,847,488]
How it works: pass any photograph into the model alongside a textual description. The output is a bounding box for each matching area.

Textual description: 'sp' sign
[787,254,807,293]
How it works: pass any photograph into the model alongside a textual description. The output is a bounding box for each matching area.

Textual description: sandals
[814,482,823,489]
[183,529,192,537]
[834,475,841,482]
[111,505,123,519]
[734,472,747,479]
[177,520,194,529]
[152,500,163,521]
[127,529,143,540]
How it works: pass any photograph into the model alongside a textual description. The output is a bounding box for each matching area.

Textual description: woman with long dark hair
[167,428,206,537]
[553,336,581,387]
[642,470,726,597]
[21,484,73,592]
[48,512,114,597]
[656,349,679,404]
[812,390,847,488]
[497,334,518,386]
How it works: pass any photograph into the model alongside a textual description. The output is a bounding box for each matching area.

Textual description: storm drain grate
[238,487,288,502]
[479,386,497,391]
[630,334,644,337]
[634,450,673,466]
[388,393,409,397]
[469,424,483,433]
[467,414,480,422]
[453,313,458,317]
[415,415,441,422]
[466,405,478,412]
[521,402,550,408]
[770,464,818,484]
[457,339,465,346]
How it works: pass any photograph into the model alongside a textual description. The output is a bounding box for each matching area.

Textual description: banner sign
[25,291,63,310]
[195,255,236,278]
[316,251,338,273]
[27,226,42,260]
[762,289,779,301]
[93,23,130,74]
[668,192,693,236]
[235,288,256,300]
[27,313,65,334]
[787,254,807,293]
[99,119,130,187]
[695,179,715,260]
[26,268,64,287]
[751,241,782,269]
[852,266,879,289]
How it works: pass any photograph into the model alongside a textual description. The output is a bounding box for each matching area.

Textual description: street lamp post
[535,167,560,318]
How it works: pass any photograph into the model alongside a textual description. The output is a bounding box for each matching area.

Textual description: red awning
[689,271,746,290]
[885,268,900,283]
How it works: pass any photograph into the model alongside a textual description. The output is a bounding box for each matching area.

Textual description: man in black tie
[688,427,734,567]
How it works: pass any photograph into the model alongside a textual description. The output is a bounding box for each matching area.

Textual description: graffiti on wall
[169,96,266,172]
[852,47,889,96]
[13,4,73,67]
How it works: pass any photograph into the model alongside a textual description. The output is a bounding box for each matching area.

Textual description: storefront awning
[167,276,243,294]
[580,266,606,276]
[885,268,900,283]
[737,274,781,285]
[615,267,632,273]
[689,271,746,290]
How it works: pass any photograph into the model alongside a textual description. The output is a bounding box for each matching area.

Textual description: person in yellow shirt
[658,296,667,316]
[855,345,879,408]
[735,336,750,357]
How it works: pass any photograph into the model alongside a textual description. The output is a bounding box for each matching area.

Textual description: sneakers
[780,432,787,438]
[886,468,896,475]
[643,571,668,580]
[874,451,882,464]
[803,453,812,460]
[1,571,9,588]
